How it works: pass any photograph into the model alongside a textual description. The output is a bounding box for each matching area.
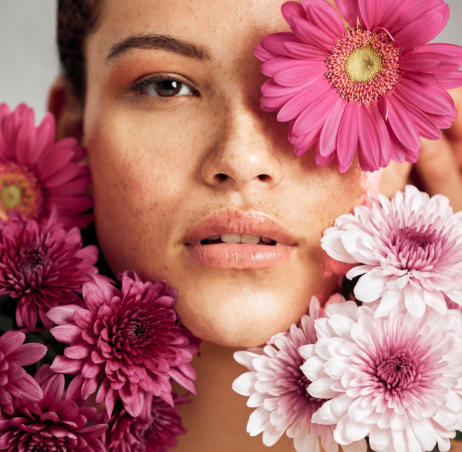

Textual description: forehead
[93,0,291,59]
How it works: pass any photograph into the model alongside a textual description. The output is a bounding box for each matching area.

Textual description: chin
[172,275,331,348]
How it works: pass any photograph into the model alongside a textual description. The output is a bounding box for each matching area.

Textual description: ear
[47,77,84,143]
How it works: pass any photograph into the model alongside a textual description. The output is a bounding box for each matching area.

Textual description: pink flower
[300,302,462,452]
[321,186,462,319]
[0,365,107,452]
[48,271,201,418]
[255,0,462,172]
[0,103,92,228]
[0,212,98,330]
[0,331,46,415]
[232,295,365,452]
[101,394,188,452]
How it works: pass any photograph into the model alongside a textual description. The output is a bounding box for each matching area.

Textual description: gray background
[0,0,461,122]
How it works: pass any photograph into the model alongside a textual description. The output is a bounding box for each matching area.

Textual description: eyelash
[131,74,196,98]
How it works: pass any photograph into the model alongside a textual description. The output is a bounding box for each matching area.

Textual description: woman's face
[83,0,369,347]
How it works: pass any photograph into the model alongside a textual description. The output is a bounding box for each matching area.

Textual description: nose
[200,106,283,190]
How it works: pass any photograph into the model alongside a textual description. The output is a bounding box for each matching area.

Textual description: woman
[47,0,462,450]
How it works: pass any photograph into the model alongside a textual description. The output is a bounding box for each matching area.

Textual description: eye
[136,79,195,98]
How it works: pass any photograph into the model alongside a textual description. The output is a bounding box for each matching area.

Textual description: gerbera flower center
[0,162,42,221]
[326,27,401,104]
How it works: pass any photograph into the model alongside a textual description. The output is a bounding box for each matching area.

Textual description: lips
[185,211,297,269]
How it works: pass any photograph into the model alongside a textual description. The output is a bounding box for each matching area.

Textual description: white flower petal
[346,265,374,280]
[308,377,338,399]
[409,417,436,452]
[328,315,355,340]
[234,350,263,370]
[321,230,359,264]
[445,388,462,413]
[294,430,319,452]
[302,356,328,381]
[341,440,367,452]
[247,391,266,408]
[390,412,409,432]
[374,290,403,318]
[341,229,378,266]
[325,356,351,379]
[313,400,339,424]
[331,394,354,418]
[326,301,359,320]
[334,415,351,445]
[369,425,392,452]
[232,372,257,396]
[262,423,285,447]
[404,284,426,319]
[354,272,389,303]
[299,344,315,360]
[346,418,369,441]
[423,290,447,316]
[247,406,271,436]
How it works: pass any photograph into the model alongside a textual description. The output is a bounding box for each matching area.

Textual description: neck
[175,340,296,452]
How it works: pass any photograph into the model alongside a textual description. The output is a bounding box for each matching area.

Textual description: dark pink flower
[255,0,462,172]
[101,394,188,452]
[0,331,46,416]
[0,212,98,330]
[48,271,201,418]
[0,103,92,228]
[0,365,107,452]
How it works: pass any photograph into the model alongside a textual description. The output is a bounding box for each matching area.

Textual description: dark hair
[57,0,102,100]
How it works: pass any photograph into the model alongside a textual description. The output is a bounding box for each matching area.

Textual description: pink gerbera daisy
[0,103,92,228]
[232,295,365,452]
[0,212,98,330]
[255,0,462,172]
[321,186,462,319]
[301,302,462,452]
[0,365,107,452]
[48,271,201,418]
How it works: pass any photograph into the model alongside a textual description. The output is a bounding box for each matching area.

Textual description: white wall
[0,0,461,122]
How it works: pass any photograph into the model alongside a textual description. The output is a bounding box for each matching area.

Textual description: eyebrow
[107,34,211,61]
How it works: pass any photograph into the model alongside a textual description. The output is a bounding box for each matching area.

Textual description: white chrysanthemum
[233,295,366,452]
[300,301,462,452]
[321,186,462,318]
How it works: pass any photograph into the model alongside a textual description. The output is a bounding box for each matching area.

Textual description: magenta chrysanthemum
[232,295,365,452]
[255,0,462,172]
[48,271,201,418]
[0,331,46,416]
[0,103,92,228]
[101,394,188,452]
[0,212,98,330]
[0,365,107,452]
[300,302,462,452]
[321,186,462,319]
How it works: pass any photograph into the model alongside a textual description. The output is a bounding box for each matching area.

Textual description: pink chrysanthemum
[0,212,98,330]
[0,103,92,228]
[0,365,107,452]
[232,295,365,452]
[300,302,462,452]
[321,186,462,319]
[0,330,46,416]
[255,0,462,172]
[48,271,201,418]
[100,394,188,452]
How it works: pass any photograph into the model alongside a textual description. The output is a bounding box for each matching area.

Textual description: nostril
[258,174,270,182]
[216,173,228,181]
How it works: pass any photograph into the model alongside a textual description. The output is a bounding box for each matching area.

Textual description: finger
[380,161,412,198]
[416,135,462,212]
[445,87,462,168]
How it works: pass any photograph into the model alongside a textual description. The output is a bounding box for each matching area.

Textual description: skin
[47,0,462,449]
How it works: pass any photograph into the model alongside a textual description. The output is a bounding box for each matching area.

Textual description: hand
[380,87,462,212]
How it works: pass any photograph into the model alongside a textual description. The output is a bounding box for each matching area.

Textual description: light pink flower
[0,365,107,452]
[321,186,462,319]
[100,394,188,452]
[300,302,462,452]
[0,103,92,228]
[255,0,462,172]
[233,295,365,452]
[0,330,46,415]
[0,212,98,330]
[48,271,201,418]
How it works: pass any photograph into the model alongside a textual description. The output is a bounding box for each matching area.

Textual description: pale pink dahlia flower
[0,365,107,452]
[255,0,462,172]
[301,302,462,452]
[0,103,92,228]
[0,330,46,416]
[100,394,188,452]
[48,271,201,418]
[233,295,366,452]
[321,186,462,318]
[0,212,98,330]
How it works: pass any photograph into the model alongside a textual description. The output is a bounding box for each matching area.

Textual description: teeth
[221,234,241,243]
[261,237,273,243]
[208,235,220,240]
[241,234,260,244]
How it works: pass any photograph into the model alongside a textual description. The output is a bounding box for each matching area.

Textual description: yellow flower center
[344,46,383,84]
[1,185,22,209]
